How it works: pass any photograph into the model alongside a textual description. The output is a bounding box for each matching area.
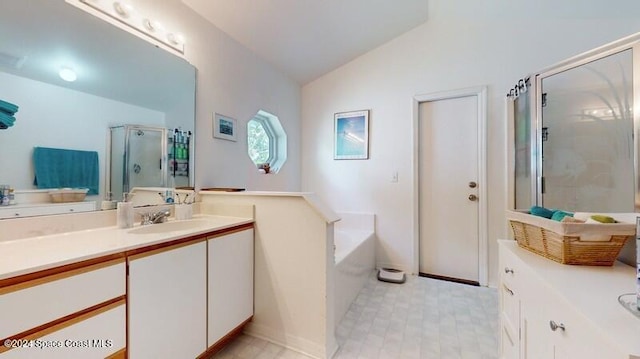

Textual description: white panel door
[419,95,479,282]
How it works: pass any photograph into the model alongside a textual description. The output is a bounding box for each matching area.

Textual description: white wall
[127,0,302,192]
[301,0,640,286]
[0,72,164,199]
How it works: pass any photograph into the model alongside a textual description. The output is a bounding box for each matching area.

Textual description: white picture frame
[213,113,237,141]
[334,110,370,160]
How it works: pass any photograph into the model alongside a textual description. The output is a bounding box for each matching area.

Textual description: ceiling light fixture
[77,0,185,54]
[59,67,77,82]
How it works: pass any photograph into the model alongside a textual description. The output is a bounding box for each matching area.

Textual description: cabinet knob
[549,320,565,332]
[468,194,478,201]
[504,267,514,274]
[503,285,514,296]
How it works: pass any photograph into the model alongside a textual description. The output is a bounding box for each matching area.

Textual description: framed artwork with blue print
[334,110,369,160]
[213,113,237,141]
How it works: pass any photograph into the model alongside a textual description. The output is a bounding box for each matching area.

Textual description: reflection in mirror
[109,125,167,203]
[0,1,196,216]
[513,87,533,210]
[540,49,633,212]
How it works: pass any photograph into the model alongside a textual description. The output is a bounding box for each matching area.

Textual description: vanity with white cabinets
[498,240,640,359]
[0,215,254,359]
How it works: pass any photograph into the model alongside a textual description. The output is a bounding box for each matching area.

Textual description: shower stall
[510,38,638,214]
[108,125,167,202]
[107,125,192,202]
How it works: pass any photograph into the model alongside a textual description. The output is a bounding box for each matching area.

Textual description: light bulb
[142,18,155,32]
[59,67,77,82]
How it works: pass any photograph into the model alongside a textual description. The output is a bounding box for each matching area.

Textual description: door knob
[549,320,565,332]
[468,181,477,188]
[468,194,478,201]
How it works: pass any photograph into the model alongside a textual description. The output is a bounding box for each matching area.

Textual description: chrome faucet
[140,208,171,225]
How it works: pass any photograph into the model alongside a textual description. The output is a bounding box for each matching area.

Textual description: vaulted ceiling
[181,0,429,84]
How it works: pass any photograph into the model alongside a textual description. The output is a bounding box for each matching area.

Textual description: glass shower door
[540,49,634,212]
[126,126,167,193]
[109,125,168,202]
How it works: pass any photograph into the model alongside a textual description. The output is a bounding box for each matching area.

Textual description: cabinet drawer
[0,259,125,339]
[1,301,126,359]
[499,242,521,291]
[501,282,518,331]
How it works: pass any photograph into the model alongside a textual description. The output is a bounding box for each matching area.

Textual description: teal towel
[0,99,18,113]
[0,112,15,128]
[551,210,573,221]
[33,147,99,195]
[530,206,555,219]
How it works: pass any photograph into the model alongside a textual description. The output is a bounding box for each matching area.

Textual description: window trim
[246,110,287,174]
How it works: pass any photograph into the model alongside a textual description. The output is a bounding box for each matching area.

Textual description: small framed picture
[334,110,369,160]
[213,113,237,141]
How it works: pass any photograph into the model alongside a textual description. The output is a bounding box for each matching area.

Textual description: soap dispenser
[117,192,134,229]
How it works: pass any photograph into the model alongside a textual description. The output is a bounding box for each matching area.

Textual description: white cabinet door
[2,303,125,359]
[128,241,207,359]
[545,297,627,359]
[500,283,519,359]
[208,229,254,346]
[520,297,553,359]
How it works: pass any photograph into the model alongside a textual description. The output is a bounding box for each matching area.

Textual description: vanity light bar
[77,0,185,54]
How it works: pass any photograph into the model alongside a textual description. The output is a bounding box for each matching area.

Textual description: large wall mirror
[510,35,640,265]
[0,0,196,216]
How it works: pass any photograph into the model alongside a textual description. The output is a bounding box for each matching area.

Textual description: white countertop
[500,240,640,356]
[0,214,253,281]
[199,191,341,223]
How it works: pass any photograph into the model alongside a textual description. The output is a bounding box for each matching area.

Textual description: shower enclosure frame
[512,33,640,211]
[106,125,168,199]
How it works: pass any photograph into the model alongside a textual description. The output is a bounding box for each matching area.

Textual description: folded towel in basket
[33,147,99,195]
[0,112,15,128]
[0,98,18,114]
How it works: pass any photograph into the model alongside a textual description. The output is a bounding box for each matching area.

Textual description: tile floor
[210,272,499,359]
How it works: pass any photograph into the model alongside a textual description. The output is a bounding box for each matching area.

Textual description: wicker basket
[506,210,635,266]
[48,188,88,203]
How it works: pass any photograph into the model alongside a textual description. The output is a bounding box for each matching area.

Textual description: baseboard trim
[418,272,480,286]
[243,322,327,359]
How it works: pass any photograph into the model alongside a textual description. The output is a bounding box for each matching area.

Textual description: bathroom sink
[128,219,210,235]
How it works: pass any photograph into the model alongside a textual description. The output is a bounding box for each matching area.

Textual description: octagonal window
[248,120,271,164]
[247,110,287,173]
